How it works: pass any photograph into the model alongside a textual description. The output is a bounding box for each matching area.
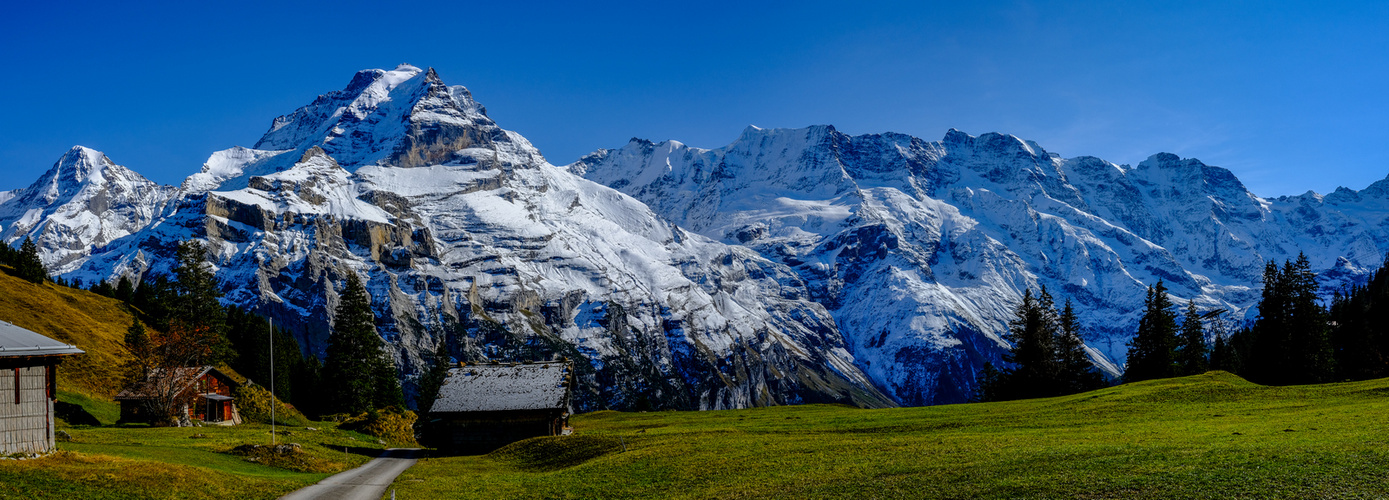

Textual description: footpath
[279,448,422,500]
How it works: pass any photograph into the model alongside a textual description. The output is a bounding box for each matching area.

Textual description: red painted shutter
[14,368,20,405]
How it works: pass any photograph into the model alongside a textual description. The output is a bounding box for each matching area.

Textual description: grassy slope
[0,267,135,400]
[392,372,1389,499]
[0,423,386,499]
[0,269,390,499]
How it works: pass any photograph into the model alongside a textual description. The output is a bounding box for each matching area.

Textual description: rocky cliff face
[0,65,891,412]
[5,65,1387,409]
[572,125,1389,405]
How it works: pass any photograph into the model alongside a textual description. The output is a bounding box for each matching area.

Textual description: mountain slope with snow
[572,125,1389,404]
[5,65,1386,409]
[4,66,890,411]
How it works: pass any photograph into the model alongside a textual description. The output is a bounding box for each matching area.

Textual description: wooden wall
[0,365,53,455]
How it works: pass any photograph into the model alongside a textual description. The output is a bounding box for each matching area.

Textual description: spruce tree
[115,276,135,303]
[1176,300,1208,375]
[1057,299,1105,393]
[1207,310,1237,372]
[170,241,231,365]
[416,339,453,414]
[15,237,48,283]
[1125,280,1178,382]
[323,274,401,414]
[1246,254,1335,385]
[1284,254,1335,383]
[123,317,153,384]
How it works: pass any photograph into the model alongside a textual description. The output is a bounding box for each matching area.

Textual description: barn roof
[431,362,571,413]
[0,321,84,358]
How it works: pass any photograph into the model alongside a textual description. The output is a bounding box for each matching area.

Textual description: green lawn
[390,372,1389,499]
[0,421,388,499]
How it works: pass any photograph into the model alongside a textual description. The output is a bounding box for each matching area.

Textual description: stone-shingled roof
[0,321,84,357]
[431,362,571,413]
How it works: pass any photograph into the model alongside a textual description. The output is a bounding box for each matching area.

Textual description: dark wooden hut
[114,366,244,426]
[427,361,573,454]
[0,321,84,455]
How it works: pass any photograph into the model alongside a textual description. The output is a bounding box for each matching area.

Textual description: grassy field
[391,372,1389,499]
[0,267,139,401]
[0,269,392,499]
[0,422,388,499]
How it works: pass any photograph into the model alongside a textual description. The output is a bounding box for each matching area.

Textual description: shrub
[339,407,418,446]
[233,385,309,426]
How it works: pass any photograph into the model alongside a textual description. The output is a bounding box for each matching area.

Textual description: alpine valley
[4,65,1386,409]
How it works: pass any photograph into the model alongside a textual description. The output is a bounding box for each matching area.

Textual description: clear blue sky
[2,1,1386,197]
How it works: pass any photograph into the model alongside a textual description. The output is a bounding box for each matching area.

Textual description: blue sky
[1,1,1386,197]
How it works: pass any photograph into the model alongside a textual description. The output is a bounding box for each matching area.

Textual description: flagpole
[270,316,275,445]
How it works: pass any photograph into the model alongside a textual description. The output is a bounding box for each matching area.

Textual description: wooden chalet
[426,361,573,454]
[115,366,244,426]
[0,321,84,455]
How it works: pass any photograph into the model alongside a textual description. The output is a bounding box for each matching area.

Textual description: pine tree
[1207,310,1237,372]
[1176,300,1208,375]
[170,241,231,365]
[416,339,453,414]
[1246,254,1335,385]
[1057,299,1105,393]
[322,274,400,414]
[15,237,48,284]
[1284,254,1335,383]
[123,317,153,384]
[115,276,135,303]
[1125,280,1178,382]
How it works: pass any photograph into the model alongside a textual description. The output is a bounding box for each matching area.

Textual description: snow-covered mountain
[0,65,890,411]
[0,146,177,273]
[4,64,1387,409]
[571,126,1389,404]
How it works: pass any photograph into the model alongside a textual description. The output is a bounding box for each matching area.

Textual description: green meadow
[0,419,388,500]
[391,372,1389,499]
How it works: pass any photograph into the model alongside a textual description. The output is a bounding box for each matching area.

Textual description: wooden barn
[427,361,573,454]
[0,321,84,455]
[115,366,244,426]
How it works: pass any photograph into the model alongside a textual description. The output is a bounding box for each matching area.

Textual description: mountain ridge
[2,66,1386,407]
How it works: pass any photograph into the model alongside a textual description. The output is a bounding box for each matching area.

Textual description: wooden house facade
[0,321,84,455]
[426,361,573,454]
[115,366,244,426]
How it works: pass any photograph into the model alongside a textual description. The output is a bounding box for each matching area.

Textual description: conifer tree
[115,276,135,303]
[322,274,401,414]
[1246,254,1335,385]
[416,339,453,414]
[1125,280,1178,382]
[1057,299,1105,393]
[170,241,231,365]
[1176,300,1208,375]
[123,317,153,384]
[15,237,48,284]
[1207,310,1237,372]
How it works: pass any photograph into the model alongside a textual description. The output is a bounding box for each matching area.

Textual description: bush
[339,407,418,446]
[233,385,309,426]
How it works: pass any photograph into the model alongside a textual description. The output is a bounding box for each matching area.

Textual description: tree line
[975,287,1108,402]
[979,252,1389,402]
[1,237,416,423]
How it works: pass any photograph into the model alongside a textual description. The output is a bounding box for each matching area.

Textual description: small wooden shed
[114,366,244,426]
[427,361,573,454]
[0,321,84,455]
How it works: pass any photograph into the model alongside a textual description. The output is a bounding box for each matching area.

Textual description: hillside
[390,372,1389,498]
[0,267,136,400]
